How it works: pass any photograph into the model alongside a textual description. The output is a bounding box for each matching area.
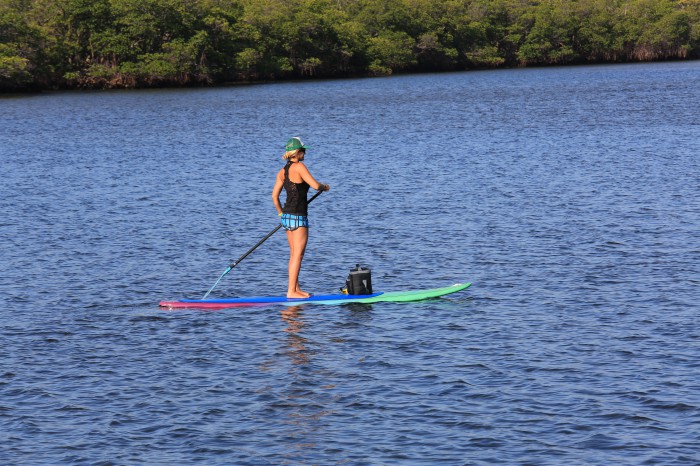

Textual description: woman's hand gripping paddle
[201,189,324,299]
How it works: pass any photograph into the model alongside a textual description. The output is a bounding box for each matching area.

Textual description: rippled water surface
[2,61,700,464]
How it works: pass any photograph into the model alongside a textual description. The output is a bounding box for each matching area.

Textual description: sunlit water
[2,61,700,464]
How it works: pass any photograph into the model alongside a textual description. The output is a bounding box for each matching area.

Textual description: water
[2,61,700,464]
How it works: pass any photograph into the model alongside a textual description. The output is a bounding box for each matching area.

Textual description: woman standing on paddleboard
[272,137,330,298]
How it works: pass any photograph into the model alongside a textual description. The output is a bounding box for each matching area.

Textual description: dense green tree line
[2,0,699,91]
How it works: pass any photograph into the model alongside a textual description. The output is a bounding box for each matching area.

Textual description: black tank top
[282,161,310,215]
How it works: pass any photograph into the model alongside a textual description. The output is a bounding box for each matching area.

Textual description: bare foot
[287,291,310,299]
[294,286,311,298]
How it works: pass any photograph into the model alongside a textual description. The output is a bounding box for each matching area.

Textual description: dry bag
[346,264,372,295]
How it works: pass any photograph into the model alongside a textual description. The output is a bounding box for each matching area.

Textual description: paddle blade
[202,266,231,300]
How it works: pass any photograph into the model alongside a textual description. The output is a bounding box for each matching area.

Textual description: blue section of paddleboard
[178,292,385,304]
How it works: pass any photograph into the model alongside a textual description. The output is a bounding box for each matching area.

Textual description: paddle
[201,189,325,299]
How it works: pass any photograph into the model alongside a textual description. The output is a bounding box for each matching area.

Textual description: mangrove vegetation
[2,0,699,91]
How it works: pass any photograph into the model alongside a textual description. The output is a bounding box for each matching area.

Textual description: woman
[272,137,330,298]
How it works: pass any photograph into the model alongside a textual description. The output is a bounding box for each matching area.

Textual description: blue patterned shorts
[281,213,309,231]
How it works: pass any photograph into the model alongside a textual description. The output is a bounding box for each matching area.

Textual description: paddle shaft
[202,189,324,299]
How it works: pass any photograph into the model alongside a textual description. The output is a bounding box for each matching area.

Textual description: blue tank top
[282,161,310,215]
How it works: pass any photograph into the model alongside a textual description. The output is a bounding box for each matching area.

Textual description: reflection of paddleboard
[159,282,471,310]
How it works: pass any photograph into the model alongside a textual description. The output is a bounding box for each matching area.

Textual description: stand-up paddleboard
[159,282,471,310]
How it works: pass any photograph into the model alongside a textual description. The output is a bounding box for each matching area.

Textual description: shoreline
[3,57,699,95]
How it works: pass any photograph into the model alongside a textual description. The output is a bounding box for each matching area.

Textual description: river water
[2,61,700,464]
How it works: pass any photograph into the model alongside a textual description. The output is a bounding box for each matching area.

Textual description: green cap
[284,137,310,151]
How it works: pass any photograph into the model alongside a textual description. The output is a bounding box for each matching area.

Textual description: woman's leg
[286,227,309,298]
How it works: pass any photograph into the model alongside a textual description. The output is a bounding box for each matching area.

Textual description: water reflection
[342,302,374,314]
[277,305,329,457]
[280,306,310,366]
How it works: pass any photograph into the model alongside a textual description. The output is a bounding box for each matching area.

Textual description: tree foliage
[1,0,699,90]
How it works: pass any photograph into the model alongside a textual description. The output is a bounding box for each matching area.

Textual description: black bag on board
[345,264,373,295]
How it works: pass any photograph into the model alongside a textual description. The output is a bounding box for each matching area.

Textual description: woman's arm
[272,170,284,215]
[297,163,330,191]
